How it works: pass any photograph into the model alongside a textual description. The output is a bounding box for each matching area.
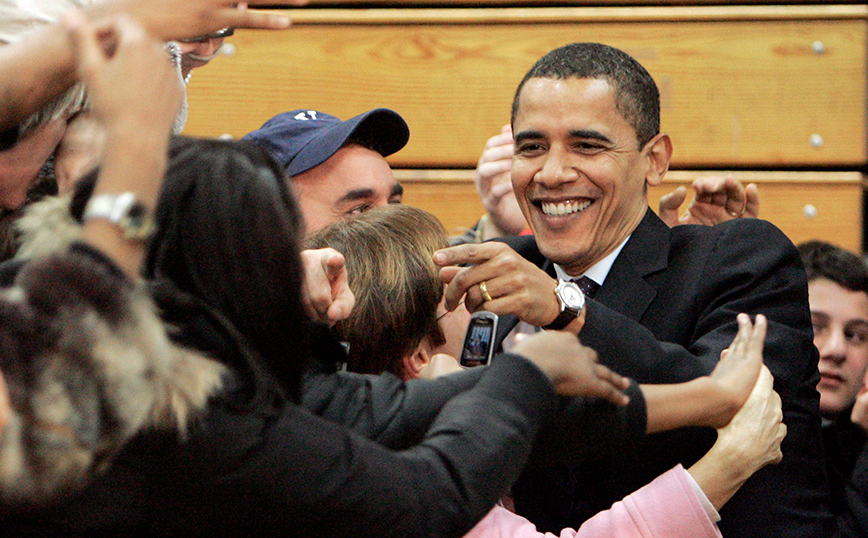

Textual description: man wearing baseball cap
[243,108,410,234]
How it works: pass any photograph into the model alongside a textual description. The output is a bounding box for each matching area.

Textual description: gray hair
[0,0,94,140]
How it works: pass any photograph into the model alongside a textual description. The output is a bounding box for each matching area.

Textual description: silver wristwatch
[83,193,155,241]
[544,279,586,330]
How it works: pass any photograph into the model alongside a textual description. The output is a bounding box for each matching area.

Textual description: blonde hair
[0,0,93,139]
[306,205,448,376]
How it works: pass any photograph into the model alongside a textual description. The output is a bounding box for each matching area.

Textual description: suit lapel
[495,212,669,335]
[595,209,669,322]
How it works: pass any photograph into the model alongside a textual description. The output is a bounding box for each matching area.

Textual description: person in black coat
[434,42,834,537]
[0,17,632,537]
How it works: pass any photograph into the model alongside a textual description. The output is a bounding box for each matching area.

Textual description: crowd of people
[0,1,865,537]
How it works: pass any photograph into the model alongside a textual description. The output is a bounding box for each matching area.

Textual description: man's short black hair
[798,240,868,295]
[511,42,660,148]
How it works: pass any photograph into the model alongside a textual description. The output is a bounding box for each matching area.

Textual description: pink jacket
[464,465,723,538]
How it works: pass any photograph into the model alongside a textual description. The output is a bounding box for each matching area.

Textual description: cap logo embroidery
[293,111,318,121]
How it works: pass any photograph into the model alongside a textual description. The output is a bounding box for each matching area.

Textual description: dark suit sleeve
[301,367,486,449]
[155,355,558,538]
[575,218,835,537]
[302,361,647,465]
[582,219,817,391]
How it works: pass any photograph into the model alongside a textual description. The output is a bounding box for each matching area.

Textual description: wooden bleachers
[183,3,868,251]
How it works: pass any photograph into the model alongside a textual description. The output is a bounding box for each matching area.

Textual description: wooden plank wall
[184,3,868,252]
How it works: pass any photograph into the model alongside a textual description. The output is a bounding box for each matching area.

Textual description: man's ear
[643,133,672,188]
[401,344,432,381]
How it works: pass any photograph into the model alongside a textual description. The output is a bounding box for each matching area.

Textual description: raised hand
[688,365,786,511]
[301,248,355,325]
[473,124,526,238]
[704,313,768,427]
[86,0,308,42]
[659,174,759,227]
[434,242,568,329]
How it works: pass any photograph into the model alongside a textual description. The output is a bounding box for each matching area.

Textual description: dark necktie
[573,276,600,299]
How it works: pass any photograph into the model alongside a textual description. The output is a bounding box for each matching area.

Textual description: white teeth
[541,200,591,216]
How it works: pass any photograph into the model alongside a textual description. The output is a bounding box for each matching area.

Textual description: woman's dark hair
[138,137,311,400]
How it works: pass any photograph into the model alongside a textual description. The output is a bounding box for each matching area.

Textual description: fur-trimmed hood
[13,193,81,261]
[0,217,226,508]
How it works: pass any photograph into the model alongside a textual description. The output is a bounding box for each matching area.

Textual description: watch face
[560,283,585,308]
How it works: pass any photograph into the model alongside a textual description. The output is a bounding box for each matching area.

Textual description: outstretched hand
[301,248,355,326]
[659,175,759,227]
[434,242,565,329]
[474,124,525,238]
[67,12,182,142]
[704,313,768,428]
[513,331,630,406]
[87,0,307,42]
[688,365,785,511]
[851,384,868,434]
[715,365,786,468]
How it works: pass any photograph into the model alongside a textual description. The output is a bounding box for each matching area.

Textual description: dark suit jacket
[505,208,835,538]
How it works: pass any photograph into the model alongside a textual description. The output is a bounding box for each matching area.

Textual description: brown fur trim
[0,251,225,507]
[13,194,81,261]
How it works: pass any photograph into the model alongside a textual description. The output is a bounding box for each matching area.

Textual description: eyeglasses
[177,27,234,44]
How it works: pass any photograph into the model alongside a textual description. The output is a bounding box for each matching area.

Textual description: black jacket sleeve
[153,355,559,538]
[302,354,646,464]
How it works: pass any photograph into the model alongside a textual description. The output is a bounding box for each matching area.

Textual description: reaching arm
[0,0,302,131]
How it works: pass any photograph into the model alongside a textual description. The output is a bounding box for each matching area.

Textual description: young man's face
[511,77,667,276]
[810,277,868,417]
[291,144,403,235]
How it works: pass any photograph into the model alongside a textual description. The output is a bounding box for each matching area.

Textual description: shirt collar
[554,235,630,287]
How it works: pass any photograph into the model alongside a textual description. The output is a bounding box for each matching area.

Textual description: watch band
[84,193,155,241]
[543,279,586,331]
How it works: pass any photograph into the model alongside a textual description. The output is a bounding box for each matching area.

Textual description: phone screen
[460,315,497,367]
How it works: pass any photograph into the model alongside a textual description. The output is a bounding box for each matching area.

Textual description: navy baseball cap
[242,108,410,177]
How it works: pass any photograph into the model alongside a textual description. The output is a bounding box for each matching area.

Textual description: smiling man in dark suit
[434,42,835,537]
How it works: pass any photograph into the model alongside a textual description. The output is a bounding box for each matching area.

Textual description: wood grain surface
[395,169,865,251]
[184,7,867,168]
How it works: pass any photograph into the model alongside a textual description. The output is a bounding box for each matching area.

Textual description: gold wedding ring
[479,281,493,303]
[726,206,746,218]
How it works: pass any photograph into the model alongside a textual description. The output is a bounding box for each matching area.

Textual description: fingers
[767,388,786,464]
[721,175,747,217]
[591,371,631,406]
[692,174,748,217]
[769,421,786,464]
[851,385,868,434]
[555,363,630,406]
[301,248,354,324]
[433,243,500,309]
[433,242,503,268]
[475,125,515,205]
[65,10,104,82]
[748,313,767,355]
[483,124,513,150]
[657,186,687,227]
[744,183,760,218]
[219,8,291,30]
[317,249,355,324]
